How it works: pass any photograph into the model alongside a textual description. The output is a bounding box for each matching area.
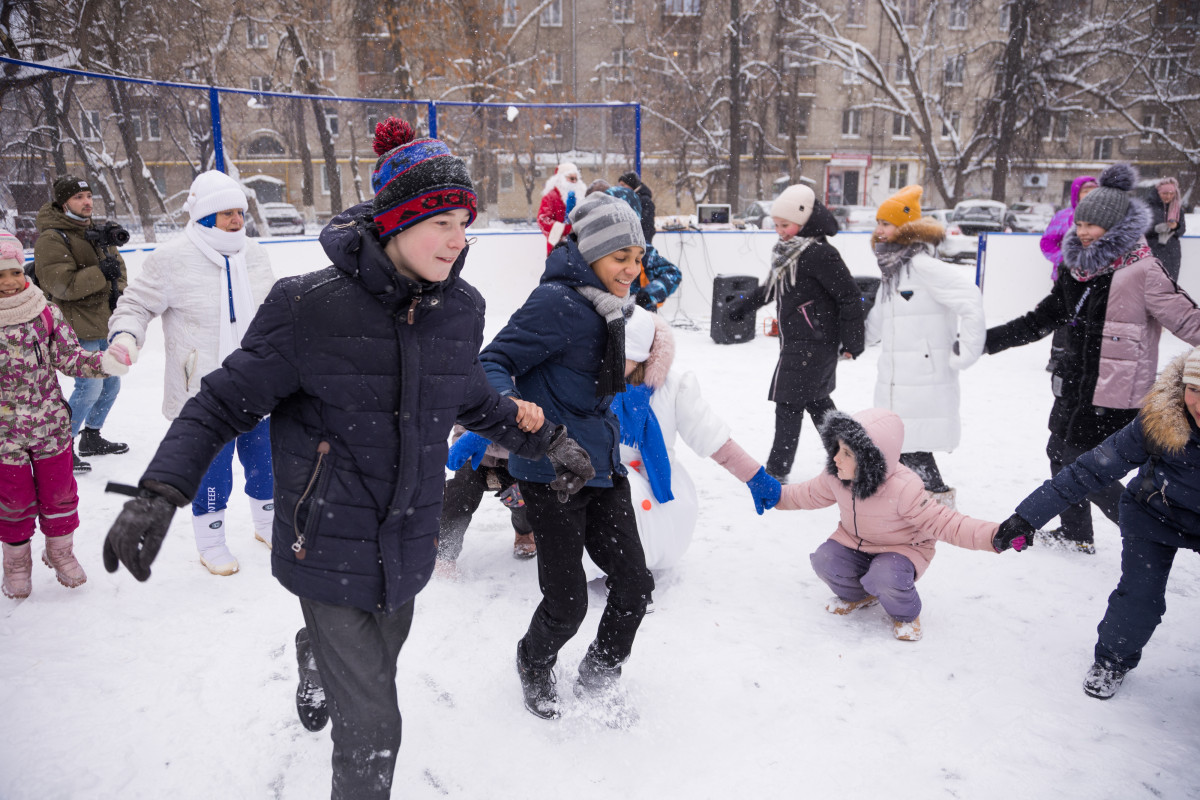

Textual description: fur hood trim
[641,313,675,390]
[870,216,945,248]
[818,409,904,499]
[1139,350,1195,455]
[1061,198,1152,274]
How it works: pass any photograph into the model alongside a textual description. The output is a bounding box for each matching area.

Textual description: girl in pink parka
[0,230,130,599]
[776,408,1022,641]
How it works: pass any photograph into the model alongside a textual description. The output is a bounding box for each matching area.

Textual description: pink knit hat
[0,231,24,272]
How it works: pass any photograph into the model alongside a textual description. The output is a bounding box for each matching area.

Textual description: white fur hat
[625,306,656,363]
[184,170,247,222]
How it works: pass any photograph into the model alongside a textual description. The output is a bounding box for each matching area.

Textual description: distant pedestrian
[618,171,656,245]
[606,185,681,310]
[1147,176,1186,281]
[537,162,582,254]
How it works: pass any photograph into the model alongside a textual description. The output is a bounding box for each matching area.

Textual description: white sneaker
[193,511,239,576]
[249,499,274,550]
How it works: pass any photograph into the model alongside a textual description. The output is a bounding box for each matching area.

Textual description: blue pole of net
[634,104,642,176]
[430,103,439,139]
[210,87,225,173]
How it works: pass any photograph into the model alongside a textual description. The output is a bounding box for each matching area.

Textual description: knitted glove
[102,480,190,581]
[100,341,132,376]
[447,431,490,471]
[635,289,657,309]
[993,513,1033,553]
[746,467,782,515]
[110,332,140,364]
[544,425,595,502]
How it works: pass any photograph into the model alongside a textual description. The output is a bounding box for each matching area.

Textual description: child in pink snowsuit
[774,408,1022,641]
[0,231,130,598]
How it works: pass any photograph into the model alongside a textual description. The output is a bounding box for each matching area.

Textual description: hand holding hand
[100,343,132,376]
[447,431,490,471]
[746,467,782,515]
[512,398,545,433]
[544,425,595,502]
[110,332,139,364]
[993,513,1034,553]
[102,480,189,581]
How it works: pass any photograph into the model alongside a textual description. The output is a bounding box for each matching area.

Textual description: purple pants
[0,447,79,543]
[810,539,921,623]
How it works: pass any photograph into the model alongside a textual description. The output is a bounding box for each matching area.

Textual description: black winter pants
[298,597,415,800]
[898,451,949,492]
[1047,433,1123,543]
[766,396,837,479]
[517,476,654,669]
[438,462,532,561]
[1096,497,1200,670]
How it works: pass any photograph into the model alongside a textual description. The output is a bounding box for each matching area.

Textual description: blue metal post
[429,102,438,139]
[209,87,225,172]
[634,104,642,176]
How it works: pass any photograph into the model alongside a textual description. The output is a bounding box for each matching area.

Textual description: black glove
[102,479,190,581]
[993,513,1034,553]
[98,255,122,283]
[544,425,595,502]
[634,289,657,310]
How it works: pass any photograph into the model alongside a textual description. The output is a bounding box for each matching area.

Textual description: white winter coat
[108,235,276,420]
[864,251,985,453]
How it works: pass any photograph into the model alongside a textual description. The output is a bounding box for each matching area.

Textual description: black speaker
[710,275,758,344]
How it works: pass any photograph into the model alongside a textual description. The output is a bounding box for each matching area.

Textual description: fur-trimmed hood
[818,408,904,499]
[641,313,675,390]
[1061,199,1152,276]
[870,216,945,248]
[1139,350,1198,456]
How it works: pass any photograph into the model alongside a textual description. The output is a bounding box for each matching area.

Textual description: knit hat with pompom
[370,117,477,238]
[1075,162,1136,231]
[0,231,23,272]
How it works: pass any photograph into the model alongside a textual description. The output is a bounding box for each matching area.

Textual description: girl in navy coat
[997,346,1200,700]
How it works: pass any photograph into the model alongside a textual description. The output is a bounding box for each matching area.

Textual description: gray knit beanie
[569,192,645,264]
[1074,162,1136,230]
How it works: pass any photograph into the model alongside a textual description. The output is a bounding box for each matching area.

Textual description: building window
[1093,137,1114,160]
[250,76,272,108]
[944,54,965,86]
[146,112,160,141]
[777,96,812,137]
[1141,111,1167,142]
[842,108,861,137]
[1151,56,1180,81]
[843,51,863,84]
[892,113,911,139]
[325,112,339,138]
[611,48,634,72]
[547,52,564,84]
[320,51,336,82]
[247,20,268,49]
[502,0,518,26]
[131,113,143,141]
[897,0,918,26]
[150,165,167,196]
[940,111,961,139]
[948,0,968,29]
[81,110,101,141]
[1039,111,1068,141]
[889,163,909,190]
[999,3,1011,31]
[664,0,700,16]
[894,54,909,84]
[541,0,563,26]
[613,0,635,23]
[322,163,341,195]
[500,170,514,191]
[846,0,865,26]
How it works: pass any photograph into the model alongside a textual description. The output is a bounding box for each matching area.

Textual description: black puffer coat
[142,203,553,612]
[1146,193,1186,281]
[746,202,864,404]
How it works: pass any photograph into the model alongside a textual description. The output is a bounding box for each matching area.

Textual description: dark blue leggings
[191,418,274,516]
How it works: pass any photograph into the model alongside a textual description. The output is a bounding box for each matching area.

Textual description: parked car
[1007,202,1056,233]
[737,200,773,230]
[260,202,305,236]
[951,200,1008,235]
[13,215,38,248]
[829,204,877,231]
[927,208,978,263]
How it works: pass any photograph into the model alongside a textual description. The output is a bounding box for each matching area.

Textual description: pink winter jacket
[0,283,105,464]
[777,408,998,579]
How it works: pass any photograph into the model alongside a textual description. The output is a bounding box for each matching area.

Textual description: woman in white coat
[107,170,277,575]
[864,185,986,509]
[587,307,776,576]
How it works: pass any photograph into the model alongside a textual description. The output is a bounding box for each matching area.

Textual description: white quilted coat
[108,236,276,420]
[864,252,986,453]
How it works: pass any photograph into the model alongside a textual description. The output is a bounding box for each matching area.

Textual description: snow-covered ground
[4,241,1199,800]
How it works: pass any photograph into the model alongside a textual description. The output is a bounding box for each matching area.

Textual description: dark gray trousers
[299,596,415,800]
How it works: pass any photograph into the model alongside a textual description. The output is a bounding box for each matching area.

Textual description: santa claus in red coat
[537,162,582,254]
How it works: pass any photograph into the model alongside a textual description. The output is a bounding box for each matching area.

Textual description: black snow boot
[1082,660,1127,700]
[295,627,329,732]
[72,444,91,474]
[574,644,638,728]
[77,428,129,457]
[516,639,560,720]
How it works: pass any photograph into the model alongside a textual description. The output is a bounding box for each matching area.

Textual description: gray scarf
[764,236,817,303]
[574,285,633,397]
[874,241,932,300]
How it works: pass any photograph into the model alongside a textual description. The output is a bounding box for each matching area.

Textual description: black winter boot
[516,639,560,720]
[77,428,129,457]
[1082,660,1127,700]
[72,444,91,474]
[574,644,638,728]
[295,627,329,732]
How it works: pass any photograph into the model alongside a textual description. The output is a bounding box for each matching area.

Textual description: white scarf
[185,221,256,361]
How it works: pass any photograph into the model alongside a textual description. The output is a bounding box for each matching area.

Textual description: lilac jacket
[1039,175,1096,276]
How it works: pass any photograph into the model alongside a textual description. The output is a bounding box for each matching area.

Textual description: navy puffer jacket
[480,238,626,486]
[142,203,553,612]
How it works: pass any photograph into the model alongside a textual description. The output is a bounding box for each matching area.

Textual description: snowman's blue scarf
[612,383,673,504]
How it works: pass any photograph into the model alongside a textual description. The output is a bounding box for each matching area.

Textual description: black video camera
[84,220,131,250]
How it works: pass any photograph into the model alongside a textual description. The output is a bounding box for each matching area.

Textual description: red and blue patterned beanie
[371,118,477,238]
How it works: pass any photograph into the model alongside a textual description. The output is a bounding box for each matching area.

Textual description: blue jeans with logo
[68,338,121,437]
[191,418,274,517]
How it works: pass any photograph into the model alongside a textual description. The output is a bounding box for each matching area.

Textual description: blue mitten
[447,432,490,471]
[746,467,782,515]
[565,190,576,217]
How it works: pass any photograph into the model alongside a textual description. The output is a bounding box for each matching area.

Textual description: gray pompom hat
[569,192,646,264]
[1075,162,1136,231]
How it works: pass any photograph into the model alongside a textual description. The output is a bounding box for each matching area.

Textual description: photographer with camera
[34,175,130,473]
